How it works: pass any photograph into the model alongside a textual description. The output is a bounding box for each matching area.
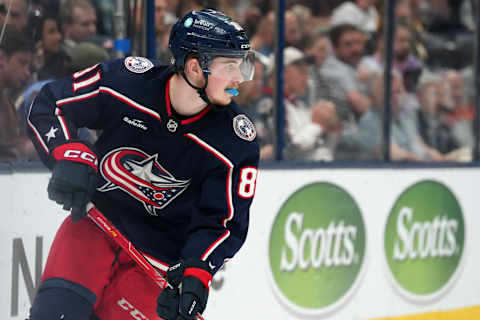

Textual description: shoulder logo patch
[233,114,256,141]
[124,56,154,73]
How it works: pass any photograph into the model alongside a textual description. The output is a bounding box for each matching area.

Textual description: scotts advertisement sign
[268,182,366,315]
[384,180,465,301]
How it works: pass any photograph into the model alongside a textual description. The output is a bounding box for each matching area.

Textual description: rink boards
[1,167,479,320]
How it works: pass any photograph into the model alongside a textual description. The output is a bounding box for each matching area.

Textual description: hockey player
[26,9,259,320]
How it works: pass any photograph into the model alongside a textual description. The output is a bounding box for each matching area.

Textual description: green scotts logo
[268,182,366,315]
[385,180,465,301]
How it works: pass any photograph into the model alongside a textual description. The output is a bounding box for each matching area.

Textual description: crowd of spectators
[0,0,477,163]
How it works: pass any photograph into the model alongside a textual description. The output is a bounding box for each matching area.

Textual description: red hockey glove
[157,259,212,320]
[48,142,98,222]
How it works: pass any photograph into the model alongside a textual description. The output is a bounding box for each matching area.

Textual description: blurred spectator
[305,31,349,121]
[0,30,33,95]
[175,0,203,18]
[262,47,340,161]
[296,0,346,17]
[290,4,314,42]
[235,51,274,160]
[284,9,302,48]
[0,30,36,160]
[155,0,176,63]
[60,0,97,48]
[249,10,274,56]
[60,0,112,54]
[322,23,371,124]
[130,0,176,58]
[30,0,61,13]
[29,10,71,81]
[210,0,244,21]
[419,0,467,33]
[92,0,114,36]
[392,23,423,92]
[394,0,428,61]
[440,70,474,159]
[330,0,379,35]
[359,23,423,93]
[415,72,458,155]
[336,71,447,161]
[0,0,29,33]
[459,0,476,31]
[417,0,474,70]
[249,9,303,49]
[241,5,263,37]
[335,71,396,160]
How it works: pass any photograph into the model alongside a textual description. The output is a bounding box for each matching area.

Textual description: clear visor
[206,51,255,83]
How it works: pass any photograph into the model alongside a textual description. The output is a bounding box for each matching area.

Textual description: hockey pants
[29,215,165,320]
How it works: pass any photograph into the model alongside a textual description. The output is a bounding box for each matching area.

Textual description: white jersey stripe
[55,108,71,140]
[26,100,49,154]
[184,133,235,261]
[73,64,99,79]
[55,86,162,121]
[99,86,162,121]
[72,71,101,92]
[56,89,100,106]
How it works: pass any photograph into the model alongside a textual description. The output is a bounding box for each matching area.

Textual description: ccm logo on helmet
[64,150,98,165]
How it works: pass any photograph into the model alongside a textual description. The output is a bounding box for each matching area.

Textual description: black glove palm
[48,160,97,222]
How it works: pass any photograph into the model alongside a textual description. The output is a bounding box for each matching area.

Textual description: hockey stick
[86,202,205,320]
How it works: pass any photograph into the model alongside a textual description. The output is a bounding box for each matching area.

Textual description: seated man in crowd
[305,30,350,125]
[60,0,112,53]
[0,30,36,160]
[0,0,29,33]
[322,23,371,126]
[415,72,459,156]
[336,71,446,162]
[256,47,341,161]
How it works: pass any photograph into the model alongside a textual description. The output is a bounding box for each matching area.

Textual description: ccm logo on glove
[64,150,96,162]
[52,142,98,169]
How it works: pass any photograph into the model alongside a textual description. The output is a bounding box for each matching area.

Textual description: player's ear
[184,58,202,78]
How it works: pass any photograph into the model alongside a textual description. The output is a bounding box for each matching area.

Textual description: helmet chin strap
[180,70,225,112]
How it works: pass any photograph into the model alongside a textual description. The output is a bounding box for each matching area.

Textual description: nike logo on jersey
[98,147,190,215]
[123,116,148,130]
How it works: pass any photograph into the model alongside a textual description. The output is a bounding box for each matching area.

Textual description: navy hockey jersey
[27,57,260,274]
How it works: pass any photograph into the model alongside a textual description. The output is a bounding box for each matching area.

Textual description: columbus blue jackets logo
[98,148,190,215]
[124,56,154,73]
[233,114,256,141]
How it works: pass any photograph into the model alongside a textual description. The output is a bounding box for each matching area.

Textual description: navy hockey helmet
[168,9,254,82]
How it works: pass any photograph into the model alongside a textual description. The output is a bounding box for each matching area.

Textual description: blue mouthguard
[225,88,239,96]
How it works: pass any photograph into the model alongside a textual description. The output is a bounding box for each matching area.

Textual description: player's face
[205,70,238,106]
[206,56,254,106]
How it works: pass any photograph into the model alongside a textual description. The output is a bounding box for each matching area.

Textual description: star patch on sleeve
[45,126,59,142]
